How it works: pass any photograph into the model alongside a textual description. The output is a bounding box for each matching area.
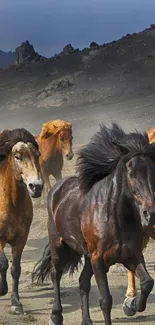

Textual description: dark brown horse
[0,128,43,314]
[32,123,155,325]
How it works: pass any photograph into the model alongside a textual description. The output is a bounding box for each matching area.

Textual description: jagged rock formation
[63,44,74,54]
[58,43,79,56]
[89,41,99,49]
[15,40,42,65]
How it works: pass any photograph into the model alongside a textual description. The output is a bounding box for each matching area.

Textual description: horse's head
[11,141,43,198]
[40,120,74,161]
[58,127,74,160]
[126,155,155,227]
[0,128,43,198]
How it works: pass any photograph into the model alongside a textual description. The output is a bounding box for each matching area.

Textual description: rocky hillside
[0,49,15,68]
[1,24,155,142]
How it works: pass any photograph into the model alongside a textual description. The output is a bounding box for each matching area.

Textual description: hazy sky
[0,0,155,57]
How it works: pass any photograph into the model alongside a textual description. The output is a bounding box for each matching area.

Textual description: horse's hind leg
[79,256,93,325]
[10,240,27,314]
[91,257,112,325]
[50,263,63,325]
[123,257,154,317]
[0,243,9,296]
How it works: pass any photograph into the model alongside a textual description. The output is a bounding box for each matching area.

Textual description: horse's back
[47,175,78,200]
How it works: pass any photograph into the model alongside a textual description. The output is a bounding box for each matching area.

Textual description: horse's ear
[112,140,129,155]
[40,123,51,139]
[40,122,58,139]
[52,123,59,129]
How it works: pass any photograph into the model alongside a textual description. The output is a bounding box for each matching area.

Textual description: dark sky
[0,0,155,56]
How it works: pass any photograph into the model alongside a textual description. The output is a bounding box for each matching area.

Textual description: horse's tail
[32,243,51,284]
[32,242,83,285]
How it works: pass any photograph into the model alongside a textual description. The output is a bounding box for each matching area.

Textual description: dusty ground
[1,26,155,325]
[0,148,155,325]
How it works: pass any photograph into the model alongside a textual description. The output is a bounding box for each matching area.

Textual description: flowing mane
[0,128,39,157]
[76,122,155,193]
[40,119,72,139]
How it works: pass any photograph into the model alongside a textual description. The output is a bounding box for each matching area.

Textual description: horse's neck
[0,157,24,205]
[112,161,139,228]
[39,134,62,159]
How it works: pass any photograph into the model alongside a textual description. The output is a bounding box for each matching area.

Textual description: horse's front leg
[123,258,154,317]
[91,257,112,325]
[125,270,137,298]
[41,173,51,206]
[0,243,8,296]
[79,256,93,325]
[55,171,62,182]
[10,240,27,314]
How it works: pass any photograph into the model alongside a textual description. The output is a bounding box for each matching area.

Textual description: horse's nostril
[143,210,148,217]
[66,152,73,160]
[29,183,43,191]
[29,183,34,190]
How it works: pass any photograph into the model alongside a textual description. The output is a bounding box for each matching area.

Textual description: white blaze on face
[12,141,43,198]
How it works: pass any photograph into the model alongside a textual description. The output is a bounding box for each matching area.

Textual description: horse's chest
[43,154,63,172]
[103,242,121,268]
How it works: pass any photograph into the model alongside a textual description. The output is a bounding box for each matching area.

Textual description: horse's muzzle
[27,179,43,198]
[142,206,155,227]
[66,152,74,160]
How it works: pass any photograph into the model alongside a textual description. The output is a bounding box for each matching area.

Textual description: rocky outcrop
[63,44,74,54]
[89,41,99,49]
[58,44,79,56]
[15,40,42,65]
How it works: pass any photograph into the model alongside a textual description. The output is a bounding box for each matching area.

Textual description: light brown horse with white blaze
[0,128,43,314]
[34,119,74,204]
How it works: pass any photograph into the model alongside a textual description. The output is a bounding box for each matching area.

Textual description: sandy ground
[0,148,155,325]
[1,26,155,325]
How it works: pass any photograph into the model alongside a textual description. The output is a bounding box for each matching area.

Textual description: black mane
[0,128,39,158]
[76,122,155,193]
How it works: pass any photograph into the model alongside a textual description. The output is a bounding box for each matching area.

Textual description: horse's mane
[76,122,155,193]
[0,128,39,158]
[40,119,72,139]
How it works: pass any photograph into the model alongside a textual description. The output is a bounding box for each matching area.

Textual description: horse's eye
[129,172,134,179]
[60,137,64,142]
[15,155,22,161]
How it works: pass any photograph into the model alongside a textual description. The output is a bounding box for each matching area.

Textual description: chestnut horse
[34,119,73,204]
[124,125,155,316]
[0,128,43,314]
[32,123,155,325]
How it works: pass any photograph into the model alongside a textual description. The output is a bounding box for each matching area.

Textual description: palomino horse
[34,119,73,204]
[32,123,155,325]
[0,128,43,314]
[123,124,155,316]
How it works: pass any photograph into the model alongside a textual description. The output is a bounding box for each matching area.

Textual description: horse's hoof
[123,297,136,317]
[81,320,94,325]
[11,305,24,315]
[49,319,62,325]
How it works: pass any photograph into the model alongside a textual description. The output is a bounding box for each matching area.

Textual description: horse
[122,124,155,315]
[34,119,74,204]
[0,128,43,314]
[32,122,155,325]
